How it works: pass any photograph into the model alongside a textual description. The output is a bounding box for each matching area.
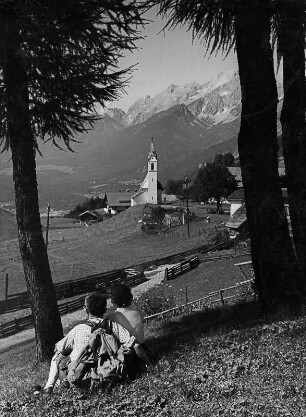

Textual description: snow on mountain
[108,69,242,128]
[126,82,208,125]
[105,68,285,131]
[104,107,131,126]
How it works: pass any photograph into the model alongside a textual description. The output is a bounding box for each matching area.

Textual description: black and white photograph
[0,0,305,415]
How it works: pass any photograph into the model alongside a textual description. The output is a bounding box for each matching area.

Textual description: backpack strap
[99,329,116,357]
[69,344,91,380]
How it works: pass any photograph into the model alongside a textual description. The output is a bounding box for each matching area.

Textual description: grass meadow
[2,297,306,416]
[0,204,228,297]
[2,205,306,416]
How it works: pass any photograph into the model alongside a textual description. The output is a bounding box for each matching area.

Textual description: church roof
[131,189,147,199]
[140,173,149,190]
[148,139,157,160]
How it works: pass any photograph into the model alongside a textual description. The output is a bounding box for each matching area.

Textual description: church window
[151,163,154,170]
[152,178,153,182]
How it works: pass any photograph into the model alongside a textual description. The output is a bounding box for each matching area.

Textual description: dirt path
[0,271,165,354]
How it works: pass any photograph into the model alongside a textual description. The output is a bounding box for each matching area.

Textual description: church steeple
[148,138,157,160]
[147,138,158,204]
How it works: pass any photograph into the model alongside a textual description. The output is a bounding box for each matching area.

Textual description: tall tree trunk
[279,0,306,291]
[1,13,63,360]
[234,1,299,308]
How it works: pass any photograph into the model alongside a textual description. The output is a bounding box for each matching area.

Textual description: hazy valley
[0,69,283,213]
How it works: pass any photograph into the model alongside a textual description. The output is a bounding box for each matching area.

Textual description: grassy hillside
[1,301,306,416]
[0,208,17,242]
[0,205,229,297]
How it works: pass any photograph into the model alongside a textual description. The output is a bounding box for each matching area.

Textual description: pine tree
[0,0,144,360]
[277,0,306,291]
[148,0,300,307]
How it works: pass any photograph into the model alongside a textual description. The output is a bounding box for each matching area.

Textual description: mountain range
[0,69,283,211]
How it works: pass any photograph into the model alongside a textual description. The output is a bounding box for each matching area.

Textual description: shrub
[135,285,176,316]
[64,197,106,219]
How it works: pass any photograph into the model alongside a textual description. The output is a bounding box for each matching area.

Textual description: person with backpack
[43,292,136,393]
[107,283,155,376]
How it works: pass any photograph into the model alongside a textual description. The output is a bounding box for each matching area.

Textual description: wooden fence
[0,296,87,338]
[0,239,233,315]
[0,271,148,338]
[1,276,250,339]
[0,254,202,339]
[0,268,141,314]
[144,280,252,323]
[165,255,199,280]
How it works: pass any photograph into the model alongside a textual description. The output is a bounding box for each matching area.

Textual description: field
[1,286,306,415]
[0,204,231,298]
[2,203,306,416]
[135,252,251,311]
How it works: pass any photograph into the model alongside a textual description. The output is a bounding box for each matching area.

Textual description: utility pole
[184,177,191,238]
[46,203,50,249]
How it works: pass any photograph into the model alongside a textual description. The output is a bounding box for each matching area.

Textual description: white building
[131,139,162,206]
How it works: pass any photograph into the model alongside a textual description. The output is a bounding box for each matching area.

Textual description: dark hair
[84,292,107,317]
[110,283,133,308]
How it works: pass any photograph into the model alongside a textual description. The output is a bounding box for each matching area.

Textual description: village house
[225,166,290,239]
[78,210,104,224]
[105,192,135,214]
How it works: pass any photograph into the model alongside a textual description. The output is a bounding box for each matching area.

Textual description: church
[131,139,163,206]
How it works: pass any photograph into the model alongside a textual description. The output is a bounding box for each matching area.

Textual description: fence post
[185,285,188,305]
[5,273,9,307]
[219,290,225,306]
[14,317,19,332]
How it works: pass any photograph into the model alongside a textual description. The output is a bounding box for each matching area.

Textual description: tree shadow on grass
[146,300,306,359]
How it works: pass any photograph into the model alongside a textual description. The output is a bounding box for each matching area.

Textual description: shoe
[44,387,53,394]
[33,385,42,396]
[59,379,70,390]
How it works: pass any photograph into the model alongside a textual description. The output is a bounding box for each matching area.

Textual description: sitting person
[43,292,136,393]
[107,283,145,344]
[107,283,154,373]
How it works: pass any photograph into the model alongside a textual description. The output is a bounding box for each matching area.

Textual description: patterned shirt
[56,318,135,362]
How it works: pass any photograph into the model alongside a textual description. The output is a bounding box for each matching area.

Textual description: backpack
[67,320,131,388]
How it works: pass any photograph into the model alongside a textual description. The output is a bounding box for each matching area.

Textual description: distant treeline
[64,196,106,219]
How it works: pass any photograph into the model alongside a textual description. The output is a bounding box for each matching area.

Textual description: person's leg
[134,343,155,368]
[44,353,63,390]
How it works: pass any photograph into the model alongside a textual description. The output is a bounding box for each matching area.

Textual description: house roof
[79,210,98,219]
[162,193,180,203]
[106,192,134,207]
[228,187,288,203]
[228,166,286,188]
[226,203,247,230]
[227,188,245,201]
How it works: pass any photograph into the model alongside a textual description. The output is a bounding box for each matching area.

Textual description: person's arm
[111,321,136,348]
[55,327,76,355]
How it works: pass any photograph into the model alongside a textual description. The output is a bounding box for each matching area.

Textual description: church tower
[147,139,158,204]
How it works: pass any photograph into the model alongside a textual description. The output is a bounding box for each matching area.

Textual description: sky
[111,8,238,112]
